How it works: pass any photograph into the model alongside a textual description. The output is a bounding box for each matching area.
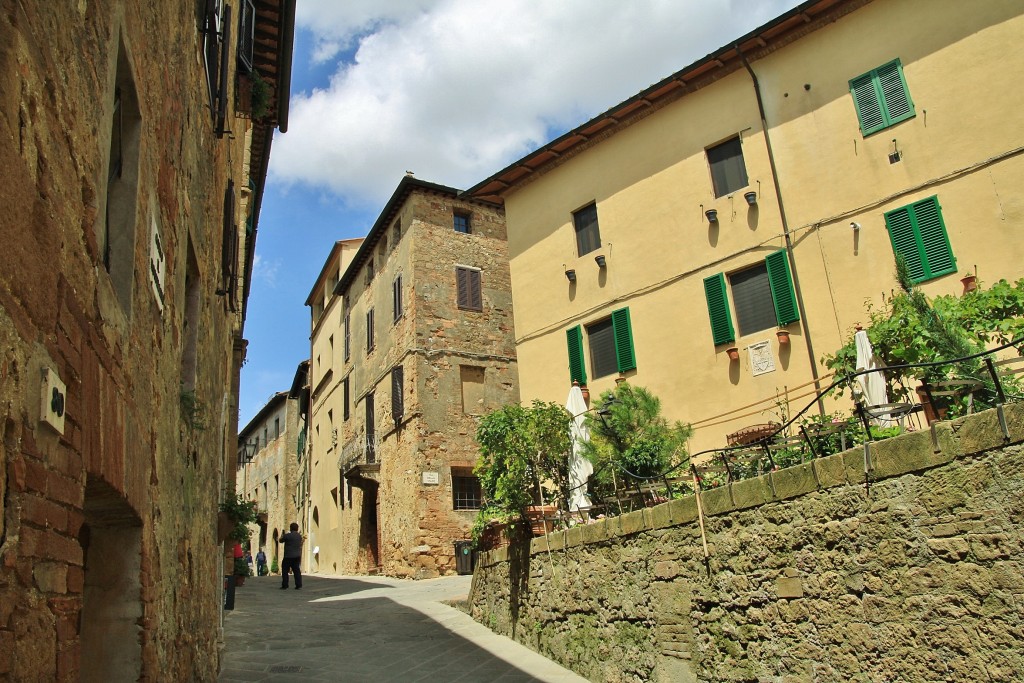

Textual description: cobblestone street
[219,574,588,682]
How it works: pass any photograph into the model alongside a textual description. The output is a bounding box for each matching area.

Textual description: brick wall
[470,404,1024,682]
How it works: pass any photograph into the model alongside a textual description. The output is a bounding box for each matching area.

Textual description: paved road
[219,573,589,682]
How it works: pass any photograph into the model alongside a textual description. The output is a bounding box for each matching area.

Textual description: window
[707,137,748,198]
[343,300,351,361]
[342,377,350,421]
[219,180,238,309]
[573,203,601,257]
[366,257,374,284]
[884,196,955,283]
[366,308,375,353]
[454,211,471,234]
[391,365,404,425]
[274,417,280,440]
[102,40,142,313]
[456,267,482,311]
[237,0,255,72]
[567,308,636,382]
[452,470,482,510]
[392,219,401,247]
[703,249,799,345]
[850,59,914,136]
[201,0,222,114]
[365,392,376,464]
[393,275,403,322]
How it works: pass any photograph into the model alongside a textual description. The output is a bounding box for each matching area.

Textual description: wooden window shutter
[342,377,350,421]
[215,4,231,137]
[765,250,799,326]
[850,72,885,136]
[456,267,482,311]
[611,308,637,373]
[885,196,955,283]
[391,365,404,424]
[566,326,587,385]
[850,59,914,136]
[703,273,735,346]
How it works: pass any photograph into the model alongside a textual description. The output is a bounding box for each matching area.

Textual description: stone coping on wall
[477,402,1024,567]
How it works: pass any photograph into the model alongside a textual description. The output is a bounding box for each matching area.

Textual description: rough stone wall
[470,405,1024,682]
[1,2,248,680]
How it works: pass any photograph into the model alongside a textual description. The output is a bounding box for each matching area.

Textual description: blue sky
[238,0,800,427]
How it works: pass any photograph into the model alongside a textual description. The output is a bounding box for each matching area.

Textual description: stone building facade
[0,1,293,679]
[306,175,518,578]
[237,391,301,568]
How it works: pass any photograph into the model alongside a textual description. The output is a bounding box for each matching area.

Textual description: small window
[452,470,482,510]
[850,59,914,136]
[365,257,374,284]
[582,308,636,380]
[392,219,401,247]
[366,308,375,353]
[573,203,601,257]
[454,212,471,234]
[885,196,955,283]
[378,238,387,259]
[707,137,748,198]
[343,311,351,361]
[456,267,482,311]
[237,0,255,72]
[274,417,280,440]
[391,365,404,425]
[342,377,350,421]
[393,275,403,322]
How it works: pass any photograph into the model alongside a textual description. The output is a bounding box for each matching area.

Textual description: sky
[238,0,802,427]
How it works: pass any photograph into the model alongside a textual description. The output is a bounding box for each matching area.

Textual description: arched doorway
[78,476,143,683]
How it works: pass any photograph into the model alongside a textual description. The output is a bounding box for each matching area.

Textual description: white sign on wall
[749,340,776,376]
[422,471,439,485]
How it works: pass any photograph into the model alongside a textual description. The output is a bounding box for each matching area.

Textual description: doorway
[359,483,379,572]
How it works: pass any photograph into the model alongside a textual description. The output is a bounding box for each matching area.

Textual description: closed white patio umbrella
[566,384,593,511]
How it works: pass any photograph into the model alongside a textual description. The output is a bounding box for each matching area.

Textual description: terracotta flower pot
[960,274,977,294]
[526,505,558,537]
[776,329,790,345]
[726,347,740,361]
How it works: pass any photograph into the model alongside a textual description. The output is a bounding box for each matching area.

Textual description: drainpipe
[736,43,825,414]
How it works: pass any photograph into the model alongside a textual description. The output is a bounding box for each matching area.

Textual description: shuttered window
[342,377,350,421]
[456,267,482,311]
[703,273,735,346]
[393,275,403,322]
[391,365,404,424]
[585,307,637,379]
[884,196,956,283]
[366,308,375,353]
[566,326,587,385]
[849,59,914,136]
[573,203,601,257]
[704,249,798,345]
[707,137,748,198]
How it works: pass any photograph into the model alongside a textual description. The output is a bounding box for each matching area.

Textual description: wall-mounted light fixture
[705,209,718,223]
[565,269,577,282]
[744,191,757,206]
[237,438,259,465]
[594,254,606,268]
[850,221,861,231]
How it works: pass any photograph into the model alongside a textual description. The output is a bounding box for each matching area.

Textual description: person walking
[255,548,267,576]
[278,523,303,590]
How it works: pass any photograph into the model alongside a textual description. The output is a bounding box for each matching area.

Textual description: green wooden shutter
[850,59,914,136]
[566,326,587,385]
[877,59,914,126]
[850,72,885,136]
[765,250,799,326]
[885,196,955,283]
[703,273,735,346]
[611,308,636,373]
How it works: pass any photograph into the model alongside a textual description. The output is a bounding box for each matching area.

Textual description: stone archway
[78,476,143,683]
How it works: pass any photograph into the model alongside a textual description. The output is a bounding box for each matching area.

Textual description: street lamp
[237,437,258,466]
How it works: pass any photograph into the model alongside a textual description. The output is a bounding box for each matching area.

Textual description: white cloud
[274,0,800,206]
[252,253,280,287]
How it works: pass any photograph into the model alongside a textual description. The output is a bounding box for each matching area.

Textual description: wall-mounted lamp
[565,269,577,282]
[705,209,718,223]
[850,221,861,231]
[594,254,606,268]
[744,191,757,206]
[237,438,258,465]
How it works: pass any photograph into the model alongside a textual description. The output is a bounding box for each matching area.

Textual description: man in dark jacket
[278,522,303,589]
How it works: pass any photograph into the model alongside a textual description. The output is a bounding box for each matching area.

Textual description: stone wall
[470,404,1024,682]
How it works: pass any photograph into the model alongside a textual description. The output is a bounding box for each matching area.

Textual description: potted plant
[219,493,258,545]
[233,557,252,586]
[960,272,978,294]
[473,400,572,546]
[776,328,790,345]
[726,347,740,361]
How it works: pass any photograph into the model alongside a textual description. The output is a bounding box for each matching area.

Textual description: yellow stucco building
[469,0,1024,453]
